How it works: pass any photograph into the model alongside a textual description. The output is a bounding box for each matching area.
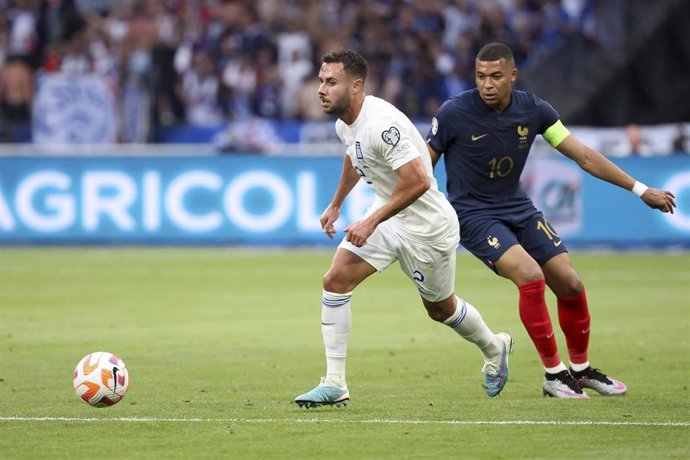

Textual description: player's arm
[344,157,430,247]
[555,133,676,213]
[427,144,441,167]
[365,156,430,223]
[321,155,362,239]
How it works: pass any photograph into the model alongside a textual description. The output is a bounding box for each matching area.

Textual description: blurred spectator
[58,15,115,76]
[539,0,573,47]
[294,75,326,121]
[252,45,282,119]
[213,117,283,153]
[0,54,33,122]
[0,52,33,141]
[7,0,39,61]
[220,49,255,121]
[276,17,312,119]
[611,123,654,157]
[148,0,185,125]
[180,46,223,126]
[671,125,689,154]
[0,8,10,66]
[120,1,158,81]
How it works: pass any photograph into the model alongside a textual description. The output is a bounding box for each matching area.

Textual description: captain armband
[543,120,571,148]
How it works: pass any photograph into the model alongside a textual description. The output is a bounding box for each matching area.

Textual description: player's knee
[507,265,544,286]
[423,299,454,322]
[426,308,449,323]
[560,276,584,298]
[322,270,352,293]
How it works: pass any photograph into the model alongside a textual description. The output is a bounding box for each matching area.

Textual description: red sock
[557,288,590,366]
[518,279,561,368]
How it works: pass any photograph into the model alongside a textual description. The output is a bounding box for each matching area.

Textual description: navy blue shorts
[459,209,568,272]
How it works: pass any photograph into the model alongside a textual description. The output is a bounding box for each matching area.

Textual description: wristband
[632,181,648,198]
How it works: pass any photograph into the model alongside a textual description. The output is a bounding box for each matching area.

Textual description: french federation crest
[517,123,529,149]
[517,124,529,139]
[487,235,501,249]
[381,126,400,147]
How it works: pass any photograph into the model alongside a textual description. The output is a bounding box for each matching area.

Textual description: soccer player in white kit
[294,49,513,408]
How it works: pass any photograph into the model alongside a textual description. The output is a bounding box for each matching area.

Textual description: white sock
[443,296,499,361]
[321,290,352,383]
[545,363,568,374]
[570,361,590,373]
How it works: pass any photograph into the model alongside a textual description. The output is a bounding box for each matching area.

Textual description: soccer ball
[73,351,130,407]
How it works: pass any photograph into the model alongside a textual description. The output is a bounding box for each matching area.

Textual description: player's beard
[323,92,351,117]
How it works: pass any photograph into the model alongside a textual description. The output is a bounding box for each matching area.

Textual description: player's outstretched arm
[556,135,677,214]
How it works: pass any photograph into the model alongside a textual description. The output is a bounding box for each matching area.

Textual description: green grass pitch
[1,248,688,459]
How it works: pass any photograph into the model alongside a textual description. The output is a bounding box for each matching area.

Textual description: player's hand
[320,206,340,239]
[641,188,676,214]
[344,219,376,247]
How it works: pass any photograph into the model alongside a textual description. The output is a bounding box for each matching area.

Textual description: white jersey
[335,95,456,239]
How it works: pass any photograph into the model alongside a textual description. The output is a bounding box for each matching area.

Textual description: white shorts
[338,218,459,302]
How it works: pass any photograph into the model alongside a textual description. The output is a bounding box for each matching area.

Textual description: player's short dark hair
[321,49,368,82]
[476,42,515,65]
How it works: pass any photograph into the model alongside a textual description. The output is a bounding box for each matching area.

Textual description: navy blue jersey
[427,88,563,220]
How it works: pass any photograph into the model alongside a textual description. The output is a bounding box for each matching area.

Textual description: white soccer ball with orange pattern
[73,352,130,407]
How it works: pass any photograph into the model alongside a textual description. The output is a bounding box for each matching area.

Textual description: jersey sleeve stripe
[543,120,571,148]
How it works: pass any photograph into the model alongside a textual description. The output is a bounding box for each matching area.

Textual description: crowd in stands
[0,0,601,133]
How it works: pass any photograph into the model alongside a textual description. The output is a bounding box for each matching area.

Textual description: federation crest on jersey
[355,141,366,167]
[381,126,400,147]
[431,117,439,135]
[355,141,364,160]
[517,123,529,149]
[517,124,529,139]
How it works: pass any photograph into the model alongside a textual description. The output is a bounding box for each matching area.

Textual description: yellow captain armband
[543,120,571,148]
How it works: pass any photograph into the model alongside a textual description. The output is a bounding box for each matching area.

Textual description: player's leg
[494,245,563,368]
[397,227,512,397]
[321,248,377,381]
[508,215,588,398]
[457,214,577,399]
[420,294,500,368]
[460,216,563,373]
[295,249,377,408]
[423,294,513,397]
[295,228,395,408]
[542,253,589,367]
[542,253,627,395]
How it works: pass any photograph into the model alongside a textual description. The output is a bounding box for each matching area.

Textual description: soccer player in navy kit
[427,42,677,398]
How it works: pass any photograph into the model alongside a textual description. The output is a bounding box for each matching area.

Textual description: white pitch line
[1,416,688,427]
